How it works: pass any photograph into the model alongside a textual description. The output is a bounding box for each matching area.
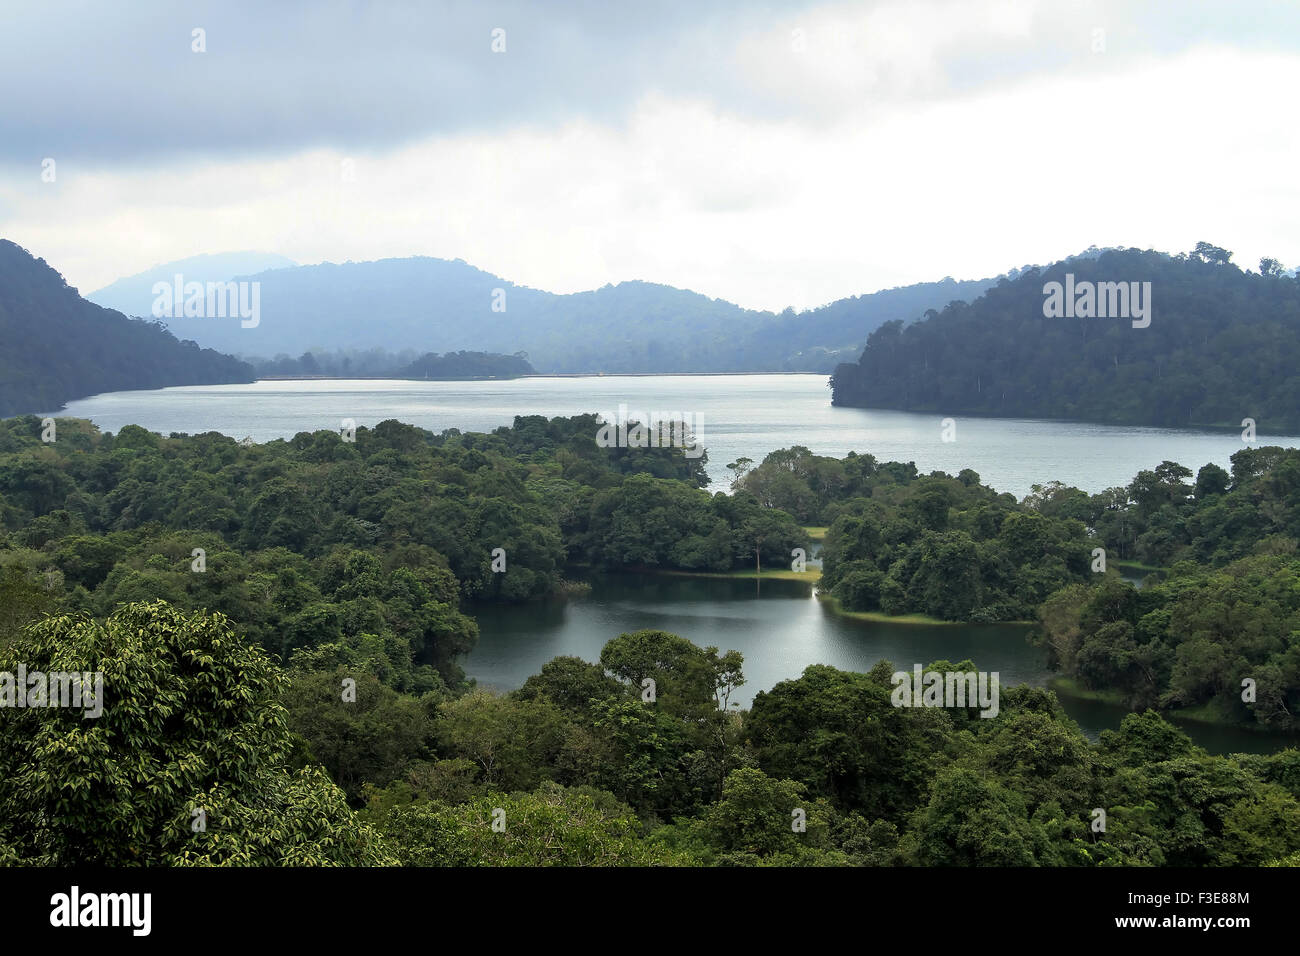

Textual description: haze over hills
[744,275,997,369]
[0,241,255,417]
[84,253,998,373]
[87,251,298,317]
[15,238,1296,430]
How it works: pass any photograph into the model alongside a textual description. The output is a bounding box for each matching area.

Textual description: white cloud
[1,13,1297,311]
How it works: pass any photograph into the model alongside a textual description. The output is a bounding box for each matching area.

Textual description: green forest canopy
[2,411,1299,865]
[2,600,1297,867]
[3,415,1300,729]
[832,246,1300,429]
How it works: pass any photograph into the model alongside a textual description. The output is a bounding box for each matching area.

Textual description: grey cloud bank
[2,0,1296,164]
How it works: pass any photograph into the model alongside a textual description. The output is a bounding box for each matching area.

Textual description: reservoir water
[469,573,1296,756]
[47,374,1300,498]
[48,375,1300,755]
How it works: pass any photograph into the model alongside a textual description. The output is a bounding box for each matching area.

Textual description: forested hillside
[832,246,1300,429]
[748,275,995,371]
[1,414,1298,865]
[0,241,255,416]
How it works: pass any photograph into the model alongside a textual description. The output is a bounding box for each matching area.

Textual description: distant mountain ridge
[0,241,254,417]
[85,253,999,373]
[87,251,298,317]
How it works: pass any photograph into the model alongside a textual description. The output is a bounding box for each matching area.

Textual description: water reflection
[466,573,1298,757]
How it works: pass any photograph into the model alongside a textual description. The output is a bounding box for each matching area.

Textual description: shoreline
[647,567,821,583]
[815,591,1033,626]
[251,371,832,381]
[1048,676,1299,739]
[627,564,1034,628]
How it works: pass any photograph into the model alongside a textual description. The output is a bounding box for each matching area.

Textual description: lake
[469,573,1297,756]
[49,374,1300,754]
[47,374,1300,497]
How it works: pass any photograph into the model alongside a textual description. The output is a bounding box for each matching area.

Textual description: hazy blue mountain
[0,240,254,416]
[747,276,997,371]
[86,251,298,317]
[84,254,997,373]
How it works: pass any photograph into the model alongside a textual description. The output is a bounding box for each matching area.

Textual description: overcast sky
[2,0,1297,310]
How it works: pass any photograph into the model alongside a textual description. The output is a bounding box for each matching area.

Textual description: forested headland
[737,443,1300,732]
[0,241,255,417]
[250,348,535,380]
[831,245,1300,429]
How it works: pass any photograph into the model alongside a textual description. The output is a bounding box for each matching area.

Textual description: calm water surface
[470,574,1298,756]
[47,374,1300,497]
[50,375,1300,754]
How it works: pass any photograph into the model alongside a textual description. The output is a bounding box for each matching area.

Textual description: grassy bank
[1113,559,1168,574]
[620,561,1035,627]
[1047,676,1126,706]
[815,592,960,626]
[651,567,821,583]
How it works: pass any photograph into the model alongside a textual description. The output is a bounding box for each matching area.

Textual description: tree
[1218,789,1300,864]
[900,767,1061,866]
[0,600,393,864]
[377,783,691,866]
[0,563,56,649]
[709,648,746,712]
[599,629,717,715]
[514,655,626,715]
[906,530,983,619]
[1036,583,1089,673]
[1260,257,1286,278]
[725,457,753,489]
[735,508,805,575]
[284,667,439,802]
[588,697,694,815]
[699,767,842,864]
[746,664,933,819]
[1194,463,1230,499]
[437,690,568,792]
[1191,241,1233,265]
